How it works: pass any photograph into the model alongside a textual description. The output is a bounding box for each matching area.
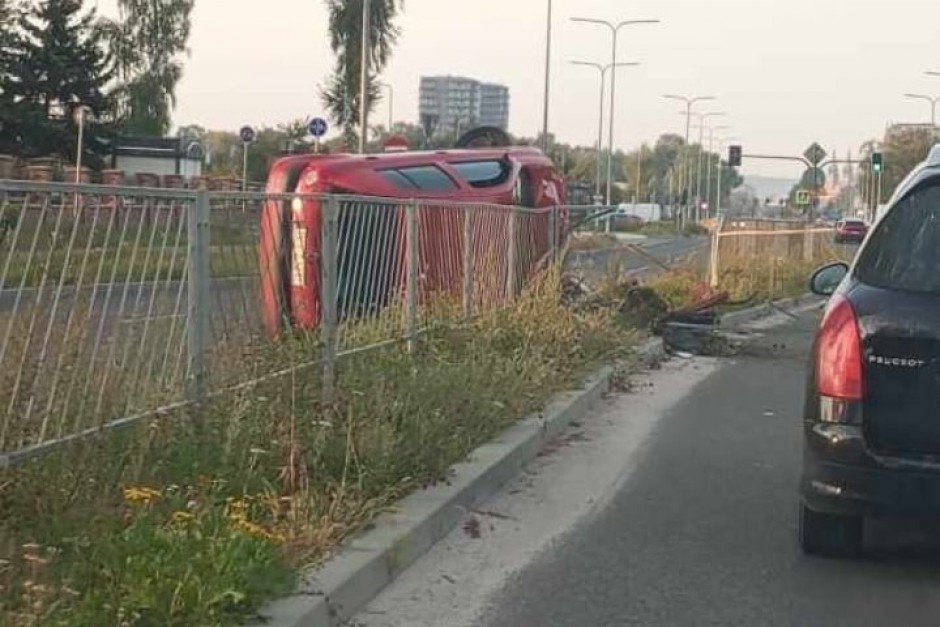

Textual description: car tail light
[816,295,864,401]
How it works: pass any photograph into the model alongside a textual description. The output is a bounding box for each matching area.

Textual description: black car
[801,145,940,557]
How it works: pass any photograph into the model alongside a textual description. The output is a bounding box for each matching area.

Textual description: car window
[450,160,510,188]
[380,169,418,190]
[396,165,457,191]
[855,182,940,293]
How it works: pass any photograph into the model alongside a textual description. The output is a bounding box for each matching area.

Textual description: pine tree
[0,0,26,153]
[8,0,112,159]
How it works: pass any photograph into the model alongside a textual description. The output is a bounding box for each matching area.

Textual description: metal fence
[0,180,561,466]
[708,217,840,292]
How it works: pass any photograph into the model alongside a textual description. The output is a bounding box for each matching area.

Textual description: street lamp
[379,82,394,131]
[541,0,553,151]
[692,111,726,220]
[903,93,940,128]
[570,60,641,201]
[663,94,715,224]
[704,124,730,218]
[358,0,371,154]
[572,17,660,205]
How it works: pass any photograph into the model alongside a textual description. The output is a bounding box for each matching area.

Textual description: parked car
[833,218,868,244]
[259,146,567,336]
[801,144,940,557]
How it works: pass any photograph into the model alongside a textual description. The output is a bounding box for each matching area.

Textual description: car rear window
[380,165,457,192]
[450,160,510,188]
[843,220,865,227]
[855,182,940,293]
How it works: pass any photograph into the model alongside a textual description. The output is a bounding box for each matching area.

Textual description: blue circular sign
[308,117,328,138]
[239,125,256,143]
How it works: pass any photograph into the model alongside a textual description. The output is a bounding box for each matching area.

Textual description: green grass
[0,268,638,626]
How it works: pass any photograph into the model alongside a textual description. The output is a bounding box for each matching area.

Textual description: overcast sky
[95,0,940,178]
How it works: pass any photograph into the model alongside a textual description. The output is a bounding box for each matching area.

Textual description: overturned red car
[259,135,568,336]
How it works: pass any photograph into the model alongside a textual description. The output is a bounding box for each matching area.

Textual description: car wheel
[799,503,863,558]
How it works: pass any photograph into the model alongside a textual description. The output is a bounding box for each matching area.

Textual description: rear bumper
[802,436,940,518]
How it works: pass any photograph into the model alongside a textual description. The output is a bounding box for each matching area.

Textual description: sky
[93,0,940,178]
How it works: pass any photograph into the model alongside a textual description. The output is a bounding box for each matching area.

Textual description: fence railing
[0,180,561,466]
[708,217,840,295]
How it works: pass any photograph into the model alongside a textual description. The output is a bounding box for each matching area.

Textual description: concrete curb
[719,293,822,329]
[254,339,664,627]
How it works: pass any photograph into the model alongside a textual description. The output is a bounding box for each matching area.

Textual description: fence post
[406,201,419,353]
[463,206,474,319]
[708,214,723,289]
[507,208,518,302]
[320,196,339,404]
[547,206,557,265]
[187,190,211,404]
[803,222,816,262]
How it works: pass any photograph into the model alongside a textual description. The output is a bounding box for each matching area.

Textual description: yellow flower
[122,486,162,505]
[170,511,195,524]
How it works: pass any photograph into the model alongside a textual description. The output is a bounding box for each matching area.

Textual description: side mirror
[809,262,849,296]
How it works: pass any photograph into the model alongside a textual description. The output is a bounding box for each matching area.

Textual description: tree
[858,127,933,207]
[103,0,194,136]
[0,0,26,153]
[4,0,113,160]
[321,0,403,149]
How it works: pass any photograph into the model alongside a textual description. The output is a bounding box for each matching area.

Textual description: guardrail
[0,180,562,466]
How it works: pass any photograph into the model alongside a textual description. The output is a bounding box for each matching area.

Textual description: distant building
[419,76,510,134]
[111,136,204,179]
[479,83,510,130]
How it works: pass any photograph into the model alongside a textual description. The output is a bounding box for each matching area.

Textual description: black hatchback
[801,145,940,557]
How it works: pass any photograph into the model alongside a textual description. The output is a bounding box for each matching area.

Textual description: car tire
[799,503,863,558]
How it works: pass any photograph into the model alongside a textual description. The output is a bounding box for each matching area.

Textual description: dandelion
[170,511,195,524]
[122,486,162,505]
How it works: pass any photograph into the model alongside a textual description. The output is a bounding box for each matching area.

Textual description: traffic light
[871,152,884,174]
[729,145,743,167]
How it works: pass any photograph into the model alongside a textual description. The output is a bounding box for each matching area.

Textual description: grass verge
[647,238,855,310]
[0,267,638,626]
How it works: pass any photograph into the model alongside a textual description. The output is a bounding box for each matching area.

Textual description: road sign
[796,190,811,206]
[803,142,827,165]
[308,117,328,138]
[239,125,256,144]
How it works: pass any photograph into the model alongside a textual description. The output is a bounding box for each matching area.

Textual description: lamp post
[572,17,660,205]
[358,0,371,154]
[570,60,641,201]
[691,112,726,220]
[903,93,940,128]
[705,124,730,218]
[663,94,715,225]
[541,0,553,151]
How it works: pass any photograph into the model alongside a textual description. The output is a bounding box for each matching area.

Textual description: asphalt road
[473,312,940,627]
[358,308,940,627]
[565,235,708,281]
